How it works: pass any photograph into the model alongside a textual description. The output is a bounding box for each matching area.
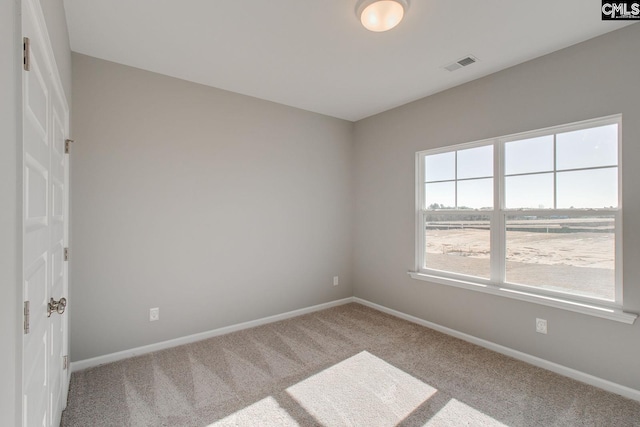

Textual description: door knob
[48,297,67,317]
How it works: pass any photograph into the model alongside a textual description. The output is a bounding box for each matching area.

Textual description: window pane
[505,215,615,301]
[557,168,618,209]
[426,182,455,210]
[458,178,493,210]
[505,136,554,175]
[425,152,455,182]
[505,173,554,209]
[556,124,618,170]
[425,214,490,279]
[457,145,493,179]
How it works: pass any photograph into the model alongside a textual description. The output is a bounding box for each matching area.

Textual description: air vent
[444,55,479,72]
[457,56,476,66]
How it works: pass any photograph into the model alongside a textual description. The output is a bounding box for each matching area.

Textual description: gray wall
[1,1,21,425]
[353,23,640,390]
[70,54,354,361]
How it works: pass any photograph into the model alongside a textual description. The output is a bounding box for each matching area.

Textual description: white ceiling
[63,1,633,122]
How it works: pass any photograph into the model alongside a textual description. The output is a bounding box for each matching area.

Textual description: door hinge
[64,139,74,154]
[63,355,69,370]
[23,301,30,334]
[64,247,69,261]
[23,37,30,71]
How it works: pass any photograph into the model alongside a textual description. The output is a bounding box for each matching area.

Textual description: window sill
[407,271,637,324]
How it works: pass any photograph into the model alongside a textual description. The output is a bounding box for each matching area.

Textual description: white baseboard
[353,297,640,402]
[70,297,355,372]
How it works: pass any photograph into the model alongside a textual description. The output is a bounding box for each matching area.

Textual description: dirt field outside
[425,218,615,300]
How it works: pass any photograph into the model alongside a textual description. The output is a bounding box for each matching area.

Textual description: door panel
[25,54,48,137]
[22,0,70,425]
[23,257,48,427]
[23,6,51,424]
[24,156,48,224]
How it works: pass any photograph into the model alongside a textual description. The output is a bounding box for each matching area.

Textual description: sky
[425,124,618,210]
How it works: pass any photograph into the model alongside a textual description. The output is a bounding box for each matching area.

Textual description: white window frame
[410,114,637,324]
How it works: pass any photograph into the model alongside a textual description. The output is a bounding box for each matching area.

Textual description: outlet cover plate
[150,307,159,322]
[536,318,547,334]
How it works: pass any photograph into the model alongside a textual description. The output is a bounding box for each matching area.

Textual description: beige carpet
[61,303,640,426]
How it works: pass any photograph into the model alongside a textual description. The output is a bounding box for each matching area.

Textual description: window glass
[505,215,615,301]
[556,124,618,170]
[425,152,455,182]
[457,178,493,210]
[457,145,493,179]
[425,214,491,279]
[426,182,455,210]
[505,173,554,209]
[505,136,554,175]
[557,168,618,209]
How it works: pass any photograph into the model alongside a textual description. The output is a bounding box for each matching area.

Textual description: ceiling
[63,1,633,122]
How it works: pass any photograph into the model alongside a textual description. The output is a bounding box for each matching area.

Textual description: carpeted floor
[61,303,640,426]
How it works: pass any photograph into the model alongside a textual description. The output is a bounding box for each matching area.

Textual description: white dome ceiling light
[356,0,409,32]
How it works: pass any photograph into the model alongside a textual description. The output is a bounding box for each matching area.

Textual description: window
[412,115,633,323]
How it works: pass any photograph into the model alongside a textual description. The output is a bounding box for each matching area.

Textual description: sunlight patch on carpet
[424,398,508,426]
[287,351,436,426]
[207,396,299,427]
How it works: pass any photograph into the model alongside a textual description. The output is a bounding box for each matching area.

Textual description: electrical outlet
[536,318,547,334]
[150,307,159,322]
[333,276,339,286]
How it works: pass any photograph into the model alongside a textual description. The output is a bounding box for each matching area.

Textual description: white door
[22,0,70,426]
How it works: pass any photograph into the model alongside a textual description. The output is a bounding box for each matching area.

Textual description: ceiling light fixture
[356,0,409,32]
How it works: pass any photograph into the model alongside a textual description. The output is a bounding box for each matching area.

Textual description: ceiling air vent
[444,55,478,72]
